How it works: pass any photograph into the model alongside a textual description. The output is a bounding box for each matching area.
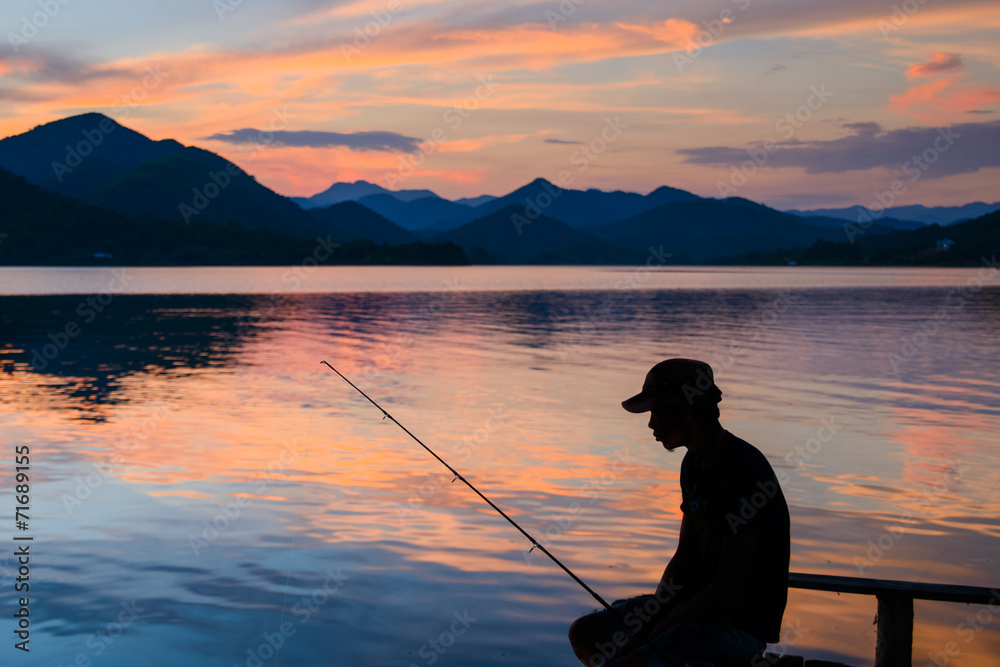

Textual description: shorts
[636,620,765,667]
[594,594,682,643]
[592,594,765,667]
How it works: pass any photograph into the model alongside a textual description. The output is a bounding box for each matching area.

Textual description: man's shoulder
[721,431,780,479]
[719,431,790,529]
[724,430,768,462]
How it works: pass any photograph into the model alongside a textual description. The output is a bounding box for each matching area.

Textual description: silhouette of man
[568,359,790,666]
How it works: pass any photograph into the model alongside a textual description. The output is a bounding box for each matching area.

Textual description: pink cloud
[890,75,1000,122]
[905,53,963,80]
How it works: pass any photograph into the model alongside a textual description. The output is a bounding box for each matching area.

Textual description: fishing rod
[323,361,679,665]
[321,360,615,613]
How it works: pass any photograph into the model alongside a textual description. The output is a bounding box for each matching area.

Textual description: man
[568,358,790,666]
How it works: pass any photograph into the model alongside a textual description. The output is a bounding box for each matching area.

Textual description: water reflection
[0,294,287,421]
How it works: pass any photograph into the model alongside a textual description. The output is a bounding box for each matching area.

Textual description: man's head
[622,359,723,450]
[622,358,722,413]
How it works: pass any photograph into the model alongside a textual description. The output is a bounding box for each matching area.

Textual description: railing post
[874,594,913,667]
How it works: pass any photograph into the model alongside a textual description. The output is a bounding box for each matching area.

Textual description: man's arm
[649,526,760,634]
[655,512,696,599]
[606,513,699,660]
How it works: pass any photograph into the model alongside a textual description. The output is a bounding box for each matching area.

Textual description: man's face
[647,401,688,451]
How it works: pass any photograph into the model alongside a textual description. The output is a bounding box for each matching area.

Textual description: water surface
[1,266,998,666]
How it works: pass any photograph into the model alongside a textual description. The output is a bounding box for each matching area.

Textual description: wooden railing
[788,572,999,667]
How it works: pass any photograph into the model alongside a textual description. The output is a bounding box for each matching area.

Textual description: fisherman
[568,358,790,666]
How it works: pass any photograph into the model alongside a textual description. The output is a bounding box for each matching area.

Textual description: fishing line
[321,360,613,611]
[322,360,680,665]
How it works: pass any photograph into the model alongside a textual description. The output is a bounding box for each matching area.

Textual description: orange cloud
[435,132,539,153]
[890,75,1000,122]
[906,53,963,80]
[0,17,710,138]
[614,18,701,46]
[328,19,709,73]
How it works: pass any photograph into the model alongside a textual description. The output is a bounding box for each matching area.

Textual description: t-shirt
[677,430,790,643]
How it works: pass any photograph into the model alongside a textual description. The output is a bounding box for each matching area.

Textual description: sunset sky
[2,0,999,208]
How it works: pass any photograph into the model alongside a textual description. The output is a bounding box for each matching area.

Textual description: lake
[1,265,998,666]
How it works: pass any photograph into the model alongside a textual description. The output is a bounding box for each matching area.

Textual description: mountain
[453,194,497,207]
[0,113,182,197]
[86,149,318,236]
[465,178,701,229]
[322,178,705,232]
[355,193,475,230]
[307,201,417,244]
[289,178,703,231]
[0,165,467,265]
[584,197,882,263]
[786,203,1000,226]
[429,205,639,263]
[0,113,318,237]
[644,185,704,208]
[463,178,615,226]
[294,180,438,208]
[741,210,1000,266]
[710,196,919,231]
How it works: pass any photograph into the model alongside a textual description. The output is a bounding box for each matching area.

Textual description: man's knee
[568,613,599,647]
[571,611,618,660]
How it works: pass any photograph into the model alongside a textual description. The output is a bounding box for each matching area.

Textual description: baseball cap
[621,358,723,413]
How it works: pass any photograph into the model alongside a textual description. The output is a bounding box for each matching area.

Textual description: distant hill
[307,201,418,245]
[464,178,702,229]
[0,113,318,237]
[294,180,438,208]
[355,193,475,230]
[741,210,1000,266]
[294,177,704,231]
[0,166,468,266]
[787,202,1000,226]
[453,194,497,207]
[714,196,920,231]
[430,205,640,263]
[644,185,705,208]
[584,197,885,263]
